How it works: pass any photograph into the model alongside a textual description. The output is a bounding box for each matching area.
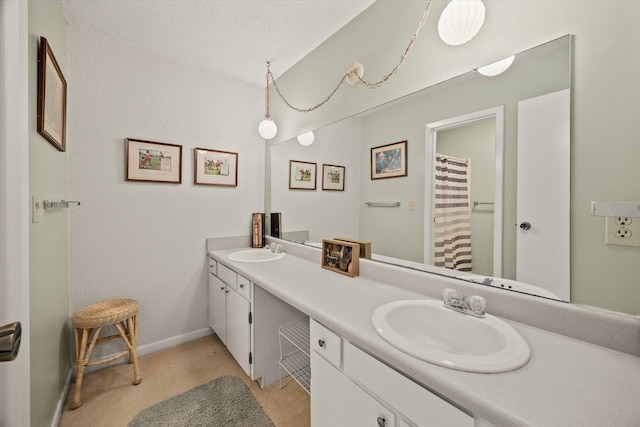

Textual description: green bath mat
[129,375,274,427]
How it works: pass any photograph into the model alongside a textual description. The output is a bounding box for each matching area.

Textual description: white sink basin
[226,249,286,263]
[371,300,530,373]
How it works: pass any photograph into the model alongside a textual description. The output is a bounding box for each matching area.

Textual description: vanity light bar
[591,201,640,218]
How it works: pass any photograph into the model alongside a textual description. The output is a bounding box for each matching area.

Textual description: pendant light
[296,131,315,146]
[477,55,515,76]
[438,0,485,46]
[258,61,277,140]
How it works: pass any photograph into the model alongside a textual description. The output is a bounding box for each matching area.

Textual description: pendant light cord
[265,0,433,114]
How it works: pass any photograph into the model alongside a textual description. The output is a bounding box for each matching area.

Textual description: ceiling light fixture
[438,0,485,46]
[477,55,515,76]
[258,1,434,141]
[296,131,315,146]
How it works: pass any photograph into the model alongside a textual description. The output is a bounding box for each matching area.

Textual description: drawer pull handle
[377,417,385,427]
[318,339,325,348]
[220,287,225,291]
[240,284,245,289]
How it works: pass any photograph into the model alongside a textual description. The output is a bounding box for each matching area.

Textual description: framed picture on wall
[194,148,238,186]
[322,164,345,191]
[37,37,67,152]
[289,160,317,190]
[371,140,408,180]
[125,138,182,183]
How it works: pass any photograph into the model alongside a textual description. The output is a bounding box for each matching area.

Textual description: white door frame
[0,1,31,425]
[424,106,505,277]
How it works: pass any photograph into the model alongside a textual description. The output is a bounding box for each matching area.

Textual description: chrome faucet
[442,288,486,318]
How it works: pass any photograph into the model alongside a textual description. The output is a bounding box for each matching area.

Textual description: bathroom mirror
[269,35,571,301]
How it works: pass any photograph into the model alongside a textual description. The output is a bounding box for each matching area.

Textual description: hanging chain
[268,67,349,113]
[266,0,433,113]
[356,0,432,88]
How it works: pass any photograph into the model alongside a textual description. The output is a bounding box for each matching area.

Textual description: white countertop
[209,248,640,427]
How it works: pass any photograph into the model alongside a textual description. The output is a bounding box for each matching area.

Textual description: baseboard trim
[52,369,73,427]
[137,327,213,357]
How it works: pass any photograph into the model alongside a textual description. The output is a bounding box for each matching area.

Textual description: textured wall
[270,117,361,243]
[67,27,264,354]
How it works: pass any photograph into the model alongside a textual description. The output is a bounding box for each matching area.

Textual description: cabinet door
[226,289,251,377]
[311,352,395,427]
[209,274,227,345]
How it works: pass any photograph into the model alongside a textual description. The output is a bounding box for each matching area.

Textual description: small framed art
[322,164,345,191]
[125,138,182,183]
[37,37,67,152]
[289,160,317,190]
[371,140,408,180]
[194,148,238,186]
[321,239,359,277]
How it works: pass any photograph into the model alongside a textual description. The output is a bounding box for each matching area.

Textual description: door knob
[519,222,532,230]
[0,321,21,362]
[377,417,386,427]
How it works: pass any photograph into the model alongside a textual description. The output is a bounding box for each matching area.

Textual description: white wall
[270,0,640,315]
[28,1,70,425]
[270,117,361,242]
[67,27,264,354]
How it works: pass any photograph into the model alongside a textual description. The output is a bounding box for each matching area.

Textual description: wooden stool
[70,299,142,409]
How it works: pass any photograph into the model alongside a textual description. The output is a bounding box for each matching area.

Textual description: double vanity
[207,236,640,426]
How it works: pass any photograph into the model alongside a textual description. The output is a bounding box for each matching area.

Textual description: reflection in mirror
[269,35,571,302]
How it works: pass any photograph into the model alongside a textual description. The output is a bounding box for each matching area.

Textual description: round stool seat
[70,298,141,409]
[73,299,138,329]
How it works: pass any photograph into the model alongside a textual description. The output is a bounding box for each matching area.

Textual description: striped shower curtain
[433,154,472,271]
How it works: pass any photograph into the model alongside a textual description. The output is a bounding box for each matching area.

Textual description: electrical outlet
[605,216,640,247]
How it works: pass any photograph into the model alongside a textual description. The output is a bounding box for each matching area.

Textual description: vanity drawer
[311,319,342,369]
[208,258,217,276]
[217,263,237,290]
[237,274,251,300]
[343,342,473,427]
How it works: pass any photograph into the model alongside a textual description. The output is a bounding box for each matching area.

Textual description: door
[1,0,30,425]
[209,275,227,345]
[516,89,570,300]
[226,289,251,377]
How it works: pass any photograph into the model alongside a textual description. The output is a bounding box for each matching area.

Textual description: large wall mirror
[269,35,571,302]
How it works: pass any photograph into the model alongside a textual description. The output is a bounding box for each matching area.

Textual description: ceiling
[62,0,375,87]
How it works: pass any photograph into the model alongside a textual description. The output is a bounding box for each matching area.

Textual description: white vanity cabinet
[310,319,474,427]
[208,274,227,345]
[208,260,251,375]
[208,255,305,388]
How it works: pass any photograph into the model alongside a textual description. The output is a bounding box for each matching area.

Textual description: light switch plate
[605,216,640,247]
